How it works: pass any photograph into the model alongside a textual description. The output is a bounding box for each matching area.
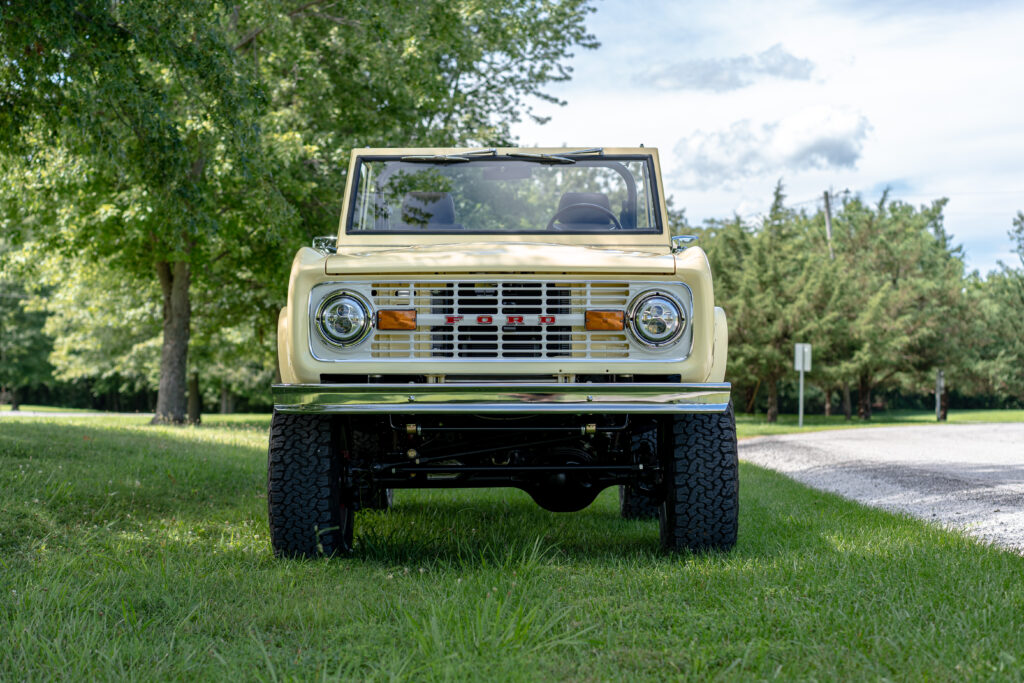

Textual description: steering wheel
[546,203,623,231]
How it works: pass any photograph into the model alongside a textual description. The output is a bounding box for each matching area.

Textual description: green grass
[2,416,1024,680]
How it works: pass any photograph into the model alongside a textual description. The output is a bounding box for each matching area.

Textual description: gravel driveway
[740,424,1024,553]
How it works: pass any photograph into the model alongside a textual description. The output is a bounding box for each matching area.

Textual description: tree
[1011,211,1024,266]
[718,183,816,421]
[34,254,162,401]
[685,185,968,421]
[1,1,293,422]
[0,250,53,410]
[956,216,1024,404]
[832,194,964,418]
[1,0,597,422]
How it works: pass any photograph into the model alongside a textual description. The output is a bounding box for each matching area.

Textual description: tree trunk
[219,382,234,414]
[857,374,872,421]
[766,380,778,423]
[187,370,201,425]
[842,382,852,421]
[9,387,19,411]
[745,379,762,414]
[823,387,832,417]
[152,261,191,425]
[939,384,949,421]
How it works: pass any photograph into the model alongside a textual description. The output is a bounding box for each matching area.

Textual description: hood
[324,242,675,275]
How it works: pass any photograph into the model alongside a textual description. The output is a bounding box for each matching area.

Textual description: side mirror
[312,235,337,254]
[671,235,698,253]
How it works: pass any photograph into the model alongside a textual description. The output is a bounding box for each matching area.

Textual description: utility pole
[823,190,835,261]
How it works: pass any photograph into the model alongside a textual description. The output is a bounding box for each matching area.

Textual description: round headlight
[316,292,372,347]
[630,294,685,346]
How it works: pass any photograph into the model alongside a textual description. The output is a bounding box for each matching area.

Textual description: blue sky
[510,0,1024,274]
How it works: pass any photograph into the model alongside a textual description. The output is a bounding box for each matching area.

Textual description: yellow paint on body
[278,147,727,384]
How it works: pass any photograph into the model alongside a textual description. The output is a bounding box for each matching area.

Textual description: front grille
[369,281,631,359]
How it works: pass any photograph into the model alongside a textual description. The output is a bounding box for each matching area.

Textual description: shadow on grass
[352,491,664,567]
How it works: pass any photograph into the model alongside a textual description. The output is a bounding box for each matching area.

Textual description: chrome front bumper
[272,382,731,415]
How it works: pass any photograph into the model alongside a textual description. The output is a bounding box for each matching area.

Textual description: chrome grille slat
[369,281,630,359]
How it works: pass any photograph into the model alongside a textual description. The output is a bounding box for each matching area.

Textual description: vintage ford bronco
[269,147,736,557]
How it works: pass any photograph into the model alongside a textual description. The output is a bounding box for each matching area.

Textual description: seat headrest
[401,192,456,227]
[557,192,612,225]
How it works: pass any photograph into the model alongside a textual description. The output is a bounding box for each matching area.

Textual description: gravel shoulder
[740,423,1024,553]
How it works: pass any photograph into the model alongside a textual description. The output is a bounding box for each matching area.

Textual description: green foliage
[1011,211,1024,266]
[694,184,979,419]
[1,0,289,266]
[0,256,53,405]
[959,267,1024,401]
[0,0,598,415]
[834,194,967,413]
[245,0,598,232]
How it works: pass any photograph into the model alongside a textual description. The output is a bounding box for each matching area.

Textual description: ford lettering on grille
[448,315,558,325]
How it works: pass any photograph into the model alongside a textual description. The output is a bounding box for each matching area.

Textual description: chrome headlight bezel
[314,290,373,348]
[627,291,687,348]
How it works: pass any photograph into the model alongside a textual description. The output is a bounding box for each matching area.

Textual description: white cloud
[644,44,814,92]
[672,108,871,190]
[510,0,1024,273]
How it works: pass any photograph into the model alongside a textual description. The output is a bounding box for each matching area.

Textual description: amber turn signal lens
[377,310,417,330]
[585,310,625,331]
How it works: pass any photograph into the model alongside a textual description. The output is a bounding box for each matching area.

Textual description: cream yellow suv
[269,147,736,557]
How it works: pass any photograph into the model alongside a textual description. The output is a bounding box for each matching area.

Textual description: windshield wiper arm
[506,151,575,165]
[400,149,496,163]
[562,147,603,156]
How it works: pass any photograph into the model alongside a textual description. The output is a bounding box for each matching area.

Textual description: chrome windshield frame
[344,154,664,236]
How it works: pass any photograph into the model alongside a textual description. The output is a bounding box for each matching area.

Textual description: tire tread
[267,413,352,558]
[659,403,739,552]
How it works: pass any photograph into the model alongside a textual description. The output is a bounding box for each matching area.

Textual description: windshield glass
[347,156,661,234]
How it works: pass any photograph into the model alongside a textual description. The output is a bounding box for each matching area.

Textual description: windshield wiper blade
[400,154,470,163]
[506,151,575,164]
[400,149,497,163]
[562,147,603,156]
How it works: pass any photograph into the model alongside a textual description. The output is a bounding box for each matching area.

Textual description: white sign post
[794,343,812,427]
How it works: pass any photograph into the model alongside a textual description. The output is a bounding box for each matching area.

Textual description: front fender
[277,307,300,385]
[707,306,728,382]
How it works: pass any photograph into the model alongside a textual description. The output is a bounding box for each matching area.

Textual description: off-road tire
[358,486,394,511]
[619,486,660,519]
[659,403,738,552]
[267,413,353,558]
[619,428,660,519]
[353,426,393,511]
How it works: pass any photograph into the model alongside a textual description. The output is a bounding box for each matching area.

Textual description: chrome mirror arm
[671,235,698,253]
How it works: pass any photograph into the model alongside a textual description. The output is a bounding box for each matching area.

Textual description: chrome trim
[307,279,695,363]
[311,235,338,254]
[314,290,373,348]
[671,235,697,253]
[273,382,730,414]
[627,290,687,348]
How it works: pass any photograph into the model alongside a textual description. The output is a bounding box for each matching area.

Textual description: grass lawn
[2,415,1023,680]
